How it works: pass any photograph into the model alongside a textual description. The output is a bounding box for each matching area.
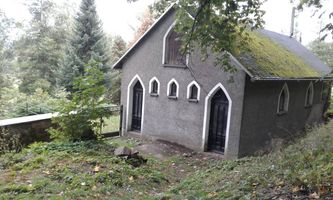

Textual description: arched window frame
[305,82,314,107]
[167,78,179,99]
[126,74,146,133]
[162,22,189,66]
[149,77,160,96]
[277,83,290,115]
[187,80,201,102]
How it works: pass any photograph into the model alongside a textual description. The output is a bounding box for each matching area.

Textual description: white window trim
[305,81,314,107]
[187,80,201,101]
[149,77,160,95]
[162,21,189,66]
[202,83,232,155]
[126,74,145,134]
[277,83,290,114]
[167,78,179,98]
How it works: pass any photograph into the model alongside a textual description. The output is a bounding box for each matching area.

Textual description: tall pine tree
[16,0,71,94]
[59,0,110,92]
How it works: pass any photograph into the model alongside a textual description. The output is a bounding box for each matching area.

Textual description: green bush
[0,127,23,154]
[48,61,111,141]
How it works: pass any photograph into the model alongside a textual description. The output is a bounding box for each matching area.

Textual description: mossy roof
[113,5,331,79]
[234,30,331,79]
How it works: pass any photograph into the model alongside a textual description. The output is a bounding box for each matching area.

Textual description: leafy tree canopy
[49,61,111,141]
[0,11,15,100]
[15,0,72,94]
[107,35,127,104]
[308,40,333,69]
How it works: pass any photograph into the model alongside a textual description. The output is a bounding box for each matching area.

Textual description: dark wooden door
[208,89,229,153]
[131,81,143,131]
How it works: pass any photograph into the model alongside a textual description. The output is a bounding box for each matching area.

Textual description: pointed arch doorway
[202,83,232,154]
[131,81,143,131]
[126,75,145,133]
[207,89,229,153]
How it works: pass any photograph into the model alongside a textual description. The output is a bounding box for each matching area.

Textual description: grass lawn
[102,115,120,133]
[0,121,332,199]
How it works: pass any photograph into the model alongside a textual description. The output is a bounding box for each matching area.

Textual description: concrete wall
[0,114,52,149]
[120,9,246,158]
[239,76,326,157]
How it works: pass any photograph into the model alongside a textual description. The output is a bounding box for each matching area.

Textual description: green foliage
[106,35,126,104]
[0,11,14,94]
[0,139,168,199]
[59,0,110,92]
[166,122,333,199]
[102,116,120,133]
[0,127,22,154]
[1,122,333,199]
[149,0,265,70]
[308,40,333,70]
[49,61,111,141]
[108,35,127,65]
[0,87,67,119]
[149,0,172,18]
[108,70,121,104]
[15,0,72,94]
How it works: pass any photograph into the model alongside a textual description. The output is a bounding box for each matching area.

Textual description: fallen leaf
[94,165,100,172]
[129,176,134,181]
[43,170,50,175]
[277,181,284,186]
[292,186,300,193]
[310,192,320,199]
[92,185,97,191]
[208,192,217,198]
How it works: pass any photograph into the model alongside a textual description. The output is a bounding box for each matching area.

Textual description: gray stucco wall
[239,76,326,157]
[119,9,246,158]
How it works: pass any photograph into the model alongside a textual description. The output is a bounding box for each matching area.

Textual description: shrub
[0,127,23,154]
[48,61,111,141]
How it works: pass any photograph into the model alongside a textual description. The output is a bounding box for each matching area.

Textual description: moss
[235,31,320,78]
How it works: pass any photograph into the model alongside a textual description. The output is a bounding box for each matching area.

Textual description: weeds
[0,122,332,199]
[0,127,23,154]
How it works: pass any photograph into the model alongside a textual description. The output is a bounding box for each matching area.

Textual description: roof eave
[250,76,333,81]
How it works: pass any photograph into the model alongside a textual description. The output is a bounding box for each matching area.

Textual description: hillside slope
[166,122,333,199]
[0,122,332,199]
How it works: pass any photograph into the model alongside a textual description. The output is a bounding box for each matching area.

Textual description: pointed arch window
[321,82,330,102]
[149,77,160,96]
[187,81,201,102]
[277,83,289,114]
[305,82,314,107]
[190,85,198,99]
[167,79,179,99]
[163,23,187,66]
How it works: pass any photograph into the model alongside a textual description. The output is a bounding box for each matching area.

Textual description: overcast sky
[0,0,331,44]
